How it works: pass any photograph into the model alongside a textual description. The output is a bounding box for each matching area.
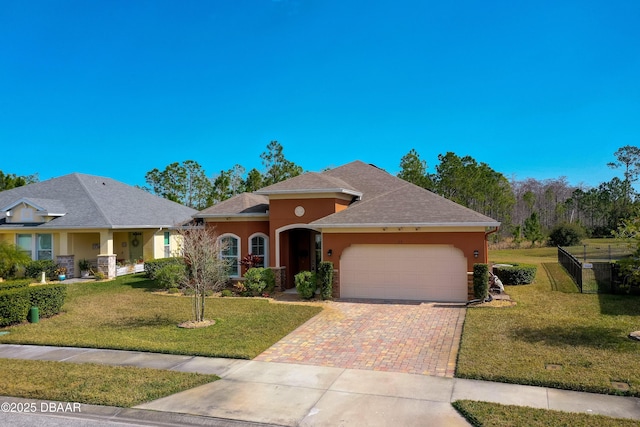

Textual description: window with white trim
[163,231,171,258]
[17,233,53,260]
[220,234,240,277]
[249,234,268,268]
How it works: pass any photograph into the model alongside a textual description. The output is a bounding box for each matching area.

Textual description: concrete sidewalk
[1,344,639,426]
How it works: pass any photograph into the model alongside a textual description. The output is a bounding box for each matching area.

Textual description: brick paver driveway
[255,300,466,377]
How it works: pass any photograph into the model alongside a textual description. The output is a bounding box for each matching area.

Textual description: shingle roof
[0,173,197,229]
[196,193,269,217]
[313,161,499,227]
[193,160,500,228]
[255,172,362,198]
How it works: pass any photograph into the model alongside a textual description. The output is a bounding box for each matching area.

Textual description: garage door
[340,244,468,302]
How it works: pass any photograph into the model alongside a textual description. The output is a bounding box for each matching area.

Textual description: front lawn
[453,400,639,427]
[0,358,217,407]
[457,246,640,397]
[0,274,322,359]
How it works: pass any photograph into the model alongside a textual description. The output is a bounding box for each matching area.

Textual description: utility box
[29,306,39,323]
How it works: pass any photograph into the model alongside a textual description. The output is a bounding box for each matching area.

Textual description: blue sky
[1,0,639,190]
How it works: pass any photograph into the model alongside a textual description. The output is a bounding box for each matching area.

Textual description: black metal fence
[558,246,583,292]
[557,245,631,293]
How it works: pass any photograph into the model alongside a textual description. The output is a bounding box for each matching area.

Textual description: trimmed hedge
[317,261,334,300]
[144,257,185,280]
[0,284,67,326]
[0,287,30,326]
[473,263,489,299]
[28,284,67,318]
[0,279,32,291]
[493,263,537,285]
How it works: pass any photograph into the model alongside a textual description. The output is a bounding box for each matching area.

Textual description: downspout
[484,226,499,263]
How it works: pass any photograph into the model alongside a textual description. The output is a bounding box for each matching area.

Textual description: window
[220,234,240,277]
[249,234,268,268]
[164,231,171,258]
[16,234,32,258]
[37,234,52,260]
[17,233,53,260]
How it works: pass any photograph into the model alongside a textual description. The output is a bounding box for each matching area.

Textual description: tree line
[4,142,640,243]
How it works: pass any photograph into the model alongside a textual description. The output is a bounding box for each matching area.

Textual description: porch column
[58,231,69,255]
[98,230,116,278]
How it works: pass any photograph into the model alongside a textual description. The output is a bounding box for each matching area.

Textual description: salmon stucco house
[196,161,500,302]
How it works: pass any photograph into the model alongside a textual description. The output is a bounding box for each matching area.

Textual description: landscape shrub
[24,260,57,279]
[154,263,187,290]
[144,257,185,280]
[262,268,276,293]
[317,261,334,300]
[473,263,489,300]
[244,268,268,295]
[240,268,276,296]
[0,279,32,291]
[493,263,537,285]
[220,289,234,297]
[295,271,316,299]
[0,288,30,326]
[548,223,586,246]
[28,284,67,318]
[0,283,66,326]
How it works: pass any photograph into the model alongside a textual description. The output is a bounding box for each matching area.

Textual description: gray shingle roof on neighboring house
[0,173,197,229]
[196,193,269,217]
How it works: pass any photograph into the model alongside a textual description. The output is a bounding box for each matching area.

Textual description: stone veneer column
[56,255,75,278]
[332,269,340,298]
[270,267,286,292]
[97,254,117,279]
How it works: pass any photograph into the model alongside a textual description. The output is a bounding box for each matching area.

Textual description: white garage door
[340,244,468,302]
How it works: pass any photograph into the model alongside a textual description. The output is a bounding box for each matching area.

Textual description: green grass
[452,400,639,427]
[0,358,217,407]
[457,244,640,396]
[0,274,322,359]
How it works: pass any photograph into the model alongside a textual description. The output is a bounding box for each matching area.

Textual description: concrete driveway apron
[256,300,466,377]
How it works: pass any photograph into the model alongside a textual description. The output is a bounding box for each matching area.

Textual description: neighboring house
[195,161,500,302]
[0,173,197,279]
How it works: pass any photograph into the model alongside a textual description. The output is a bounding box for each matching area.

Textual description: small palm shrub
[295,271,317,299]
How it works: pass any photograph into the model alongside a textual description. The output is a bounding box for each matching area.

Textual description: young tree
[523,212,544,247]
[260,141,303,186]
[175,226,230,323]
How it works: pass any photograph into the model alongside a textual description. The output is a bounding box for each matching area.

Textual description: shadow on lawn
[513,325,630,349]
[598,293,640,316]
[102,314,176,328]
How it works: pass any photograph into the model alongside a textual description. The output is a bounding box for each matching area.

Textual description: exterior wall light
[473,250,479,258]
[327,249,333,257]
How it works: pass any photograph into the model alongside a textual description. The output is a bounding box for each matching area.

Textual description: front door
[129,232,143,262]
[286,229,319,289]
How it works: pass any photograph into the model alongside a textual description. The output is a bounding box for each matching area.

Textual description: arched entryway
[275,224,321,289]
